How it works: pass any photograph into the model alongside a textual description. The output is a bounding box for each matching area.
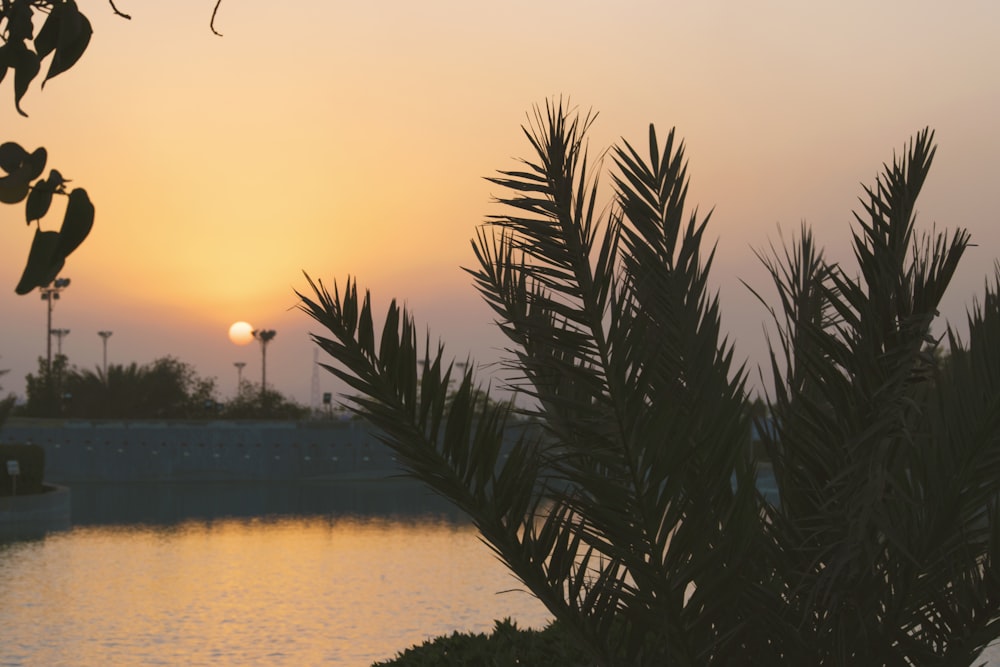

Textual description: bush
[222,383,310,420]
[0,443,46,496]
[374,619,592,667]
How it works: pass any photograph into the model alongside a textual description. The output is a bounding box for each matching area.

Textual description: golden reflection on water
[0,517,551,666]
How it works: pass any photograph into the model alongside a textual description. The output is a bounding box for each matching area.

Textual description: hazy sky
[1,1,998,406]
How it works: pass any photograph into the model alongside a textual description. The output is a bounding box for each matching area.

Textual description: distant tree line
[18,355,308,420]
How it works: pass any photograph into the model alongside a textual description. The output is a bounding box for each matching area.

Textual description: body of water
[3,480,997,666]
[0,481,551,666]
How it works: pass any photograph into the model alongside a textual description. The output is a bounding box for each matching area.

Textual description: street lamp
[98,331,113,377]
[39,277,70,376]
[252,329,276,402]
[234,361,246,393]
[51,328,70,356]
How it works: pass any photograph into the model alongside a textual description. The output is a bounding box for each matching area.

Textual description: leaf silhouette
[40,2,93,87]
[11,43,40,117]
[56,188,94,258]
[15,229,63,295]
[0,142,29,173]
[0,144,46,203]
[25,179,55,222]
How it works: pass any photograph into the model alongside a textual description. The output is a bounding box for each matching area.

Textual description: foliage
[1,1,97,293]
[21,351,68,416]
[1,141,94,294]
[19,353,308,420]
[748,132,1000,664]
[0,0,94,116]
[0,1,223,295]
[22,354,220,418]
[222,381,309,420]
[373,619,592,667]
[300,101,1000,665]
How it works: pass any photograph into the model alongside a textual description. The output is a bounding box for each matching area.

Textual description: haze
[1,1,998,406]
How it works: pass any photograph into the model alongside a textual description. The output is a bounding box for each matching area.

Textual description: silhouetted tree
[222,381,308,420]
[24,355,220,418]
[301,102,1000,664]
[22,353,69,416]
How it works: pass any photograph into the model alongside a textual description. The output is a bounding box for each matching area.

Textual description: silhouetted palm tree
[299,102,1000,664]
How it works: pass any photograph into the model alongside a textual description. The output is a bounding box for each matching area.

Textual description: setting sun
[228,321,254,346]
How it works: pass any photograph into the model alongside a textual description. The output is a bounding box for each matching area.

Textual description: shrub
[374,619,592,667]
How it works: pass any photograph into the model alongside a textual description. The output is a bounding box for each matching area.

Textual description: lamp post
[234,361,246,393]
[51,328,70,356]
[252,329,276,402]
[40,277,70,376]
[98,331,113,377]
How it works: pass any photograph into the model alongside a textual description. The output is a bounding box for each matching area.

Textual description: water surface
[0,482,551,666]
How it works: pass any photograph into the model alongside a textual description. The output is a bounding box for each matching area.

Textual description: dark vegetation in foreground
[374,619,591,667]
[303,101,1000,665]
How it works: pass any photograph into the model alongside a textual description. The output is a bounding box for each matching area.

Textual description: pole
[40,278,70,381]
[234,362,246,393]
[51,329,70,356]
[253,329,276,403]
[46,295,53,375]
[98,331,113,377]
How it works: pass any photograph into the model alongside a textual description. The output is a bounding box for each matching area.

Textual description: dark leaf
[42,2,93,86]
[0,145,47,204]
[25,178,55,222]
[15,229,64,295]
[56,188,95,257]
[25,148,47,181]
[47,168,68,191]
[0,173,31,204]
[0,42,10,87]
[12,45,41,117]
[34,5,62,61]
[0,142,29,174]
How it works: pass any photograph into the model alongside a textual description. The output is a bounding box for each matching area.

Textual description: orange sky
[1,1,998,406]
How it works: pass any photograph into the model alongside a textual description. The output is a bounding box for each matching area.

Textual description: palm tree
[752,130,999,664]
[298,102,1000,664]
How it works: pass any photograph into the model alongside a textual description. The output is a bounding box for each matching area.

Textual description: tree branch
[210,0,223,36]
[107,0,131,20]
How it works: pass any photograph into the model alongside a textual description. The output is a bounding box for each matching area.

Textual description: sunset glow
[1,1,998,406]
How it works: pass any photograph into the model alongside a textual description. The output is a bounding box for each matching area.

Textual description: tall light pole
[98,331,113,377]
[234,361,246,393]
[40,277,70,377]
[51,328,70,356]
[253,329,276,402]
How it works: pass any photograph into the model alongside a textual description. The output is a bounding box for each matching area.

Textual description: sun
[228,321,255,345]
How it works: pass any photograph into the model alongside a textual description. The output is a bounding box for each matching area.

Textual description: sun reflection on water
[0,513,551,665]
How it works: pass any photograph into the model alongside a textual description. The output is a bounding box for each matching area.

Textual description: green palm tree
[298,103,1000,664]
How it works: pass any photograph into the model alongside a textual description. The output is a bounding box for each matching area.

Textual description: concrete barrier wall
[0,418,406,482]
[0,484,71,524]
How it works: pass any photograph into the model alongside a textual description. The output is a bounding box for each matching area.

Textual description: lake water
[3,481,997,666]
[0,481,552,666]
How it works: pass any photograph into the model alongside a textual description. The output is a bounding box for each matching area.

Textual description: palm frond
[753,128,997,663]
[301,109,1000,664]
